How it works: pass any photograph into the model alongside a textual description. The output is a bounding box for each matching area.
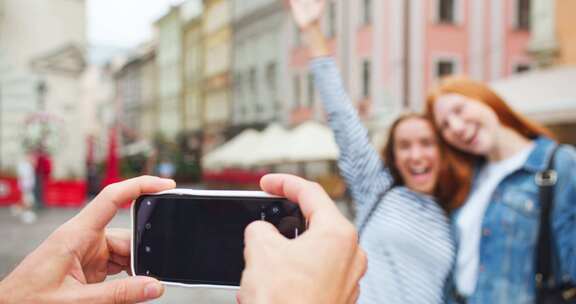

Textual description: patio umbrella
[202,129,261,169]
[490,65,576,123]
[285,121,339,163]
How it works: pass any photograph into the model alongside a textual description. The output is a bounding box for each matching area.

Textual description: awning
[236,124,290,168]
[202,129,261,169]
[285,121,339,163]
[490,66,576,124]
[201,121,340,169]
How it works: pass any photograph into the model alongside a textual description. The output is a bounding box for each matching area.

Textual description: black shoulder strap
[535,144,561,288]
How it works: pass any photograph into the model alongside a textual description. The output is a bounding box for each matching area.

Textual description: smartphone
[131,189,306,289]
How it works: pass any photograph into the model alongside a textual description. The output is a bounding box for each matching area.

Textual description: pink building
[288,0,533,128]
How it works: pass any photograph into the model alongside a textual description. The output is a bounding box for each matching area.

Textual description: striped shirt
[311,57,454,304]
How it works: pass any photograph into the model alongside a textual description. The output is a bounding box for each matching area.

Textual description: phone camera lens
[271,206,280,215]
[145,246,151,253]
[145,223,152,230]
[146,201,152,206]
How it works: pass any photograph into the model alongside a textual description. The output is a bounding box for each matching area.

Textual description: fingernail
[144,282,163,298]
[159,178,175,185]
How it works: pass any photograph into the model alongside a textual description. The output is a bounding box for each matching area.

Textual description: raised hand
[289,0,326,30]
[238,174,367,304]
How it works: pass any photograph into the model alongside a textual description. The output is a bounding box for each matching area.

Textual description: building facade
[231,0,291,133]
[0,0,87,178]
[114,43,158,145]
[201,0,232,151]
[183,13,204,133]
[156,6,184,139]
[288,0,534,136]
[528,0,576,145]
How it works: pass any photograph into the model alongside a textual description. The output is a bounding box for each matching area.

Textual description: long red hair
[425,76,556,209]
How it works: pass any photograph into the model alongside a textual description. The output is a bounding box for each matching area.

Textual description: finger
[260,174,343,227]
[74,176,175,230]
[243,221,284,265]
[107,261,124,276]
[357,248,368,279]
[347,285,361,304]
[78,276,164,304]
[106,228,132,257]
[109,253,130,267]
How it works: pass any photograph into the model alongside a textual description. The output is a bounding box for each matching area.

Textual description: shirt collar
[522,137,557,173]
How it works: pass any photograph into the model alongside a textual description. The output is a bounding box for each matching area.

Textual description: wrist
[302,23,331,58]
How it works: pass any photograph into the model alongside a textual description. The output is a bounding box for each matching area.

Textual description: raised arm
[289,0,393,207]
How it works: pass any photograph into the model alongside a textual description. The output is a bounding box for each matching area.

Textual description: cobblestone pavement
[0,208,235,303]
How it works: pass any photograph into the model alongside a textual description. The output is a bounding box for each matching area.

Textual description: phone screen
[133,194,305,286]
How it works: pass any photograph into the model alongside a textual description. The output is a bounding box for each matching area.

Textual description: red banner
[0,177,21,206]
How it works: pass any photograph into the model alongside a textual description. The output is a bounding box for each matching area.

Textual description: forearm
[302,22,331,58]
[310,58,392,203]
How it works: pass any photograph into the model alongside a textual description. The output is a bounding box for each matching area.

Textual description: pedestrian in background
[15,153,37,223]
[33,148,51,209]
[426,77,576,303]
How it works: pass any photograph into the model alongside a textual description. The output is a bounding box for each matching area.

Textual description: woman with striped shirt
[289,1,471,303]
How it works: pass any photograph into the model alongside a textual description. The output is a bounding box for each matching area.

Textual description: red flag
[102,126,121,187]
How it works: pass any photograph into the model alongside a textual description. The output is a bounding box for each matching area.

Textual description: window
[516,0,530,30]
[234,72,243,97]
[293,74,302,108]
[249,67,260,113]
[438,0,456,24]
[514,63,531,74]
[327,1,337,38]
[362,60,371,98]
[294,24,302,46]
[307,73,315,108]
[362,0,372,26]
[266,63,281,113]
[234,72,243,120]
[436,59,455,79]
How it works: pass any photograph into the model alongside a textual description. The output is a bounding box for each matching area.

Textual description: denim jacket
[451,137,576,303]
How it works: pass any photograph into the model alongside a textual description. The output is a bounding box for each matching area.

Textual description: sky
[87,0,185,49]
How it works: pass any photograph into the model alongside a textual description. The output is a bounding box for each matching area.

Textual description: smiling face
[392,117,441,195]
[433,93,501,156]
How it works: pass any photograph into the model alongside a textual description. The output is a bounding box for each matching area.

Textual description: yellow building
[183,14,204,133]
[155,6,184,139]
[201,0,232,152]
[555,0,576,65]
[527,0,576,144]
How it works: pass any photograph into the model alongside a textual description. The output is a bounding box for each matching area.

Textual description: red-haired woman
[426,76,576,303]
[289,1,469,303]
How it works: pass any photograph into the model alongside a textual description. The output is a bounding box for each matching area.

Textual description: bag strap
[535,144,561,288]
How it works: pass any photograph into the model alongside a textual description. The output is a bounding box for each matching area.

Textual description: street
[0,208,235,303]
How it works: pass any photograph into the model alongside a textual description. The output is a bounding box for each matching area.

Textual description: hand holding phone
[132,189,306,288]
[238,174,367,304]
[0,176,174,304]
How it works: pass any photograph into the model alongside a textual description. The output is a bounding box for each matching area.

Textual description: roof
[491,65,576,124]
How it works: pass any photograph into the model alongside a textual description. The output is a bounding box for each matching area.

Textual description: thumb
[78,276,164,304]
[243,221,286,266]
[244,220,285,246]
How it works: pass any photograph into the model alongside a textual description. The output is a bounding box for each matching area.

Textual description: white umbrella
[285,121,339,163]
[202,129,260,169]
[235,124,290,168]
[490,66,576,124]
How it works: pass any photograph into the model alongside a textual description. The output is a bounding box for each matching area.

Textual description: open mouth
[408,166,432,178]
